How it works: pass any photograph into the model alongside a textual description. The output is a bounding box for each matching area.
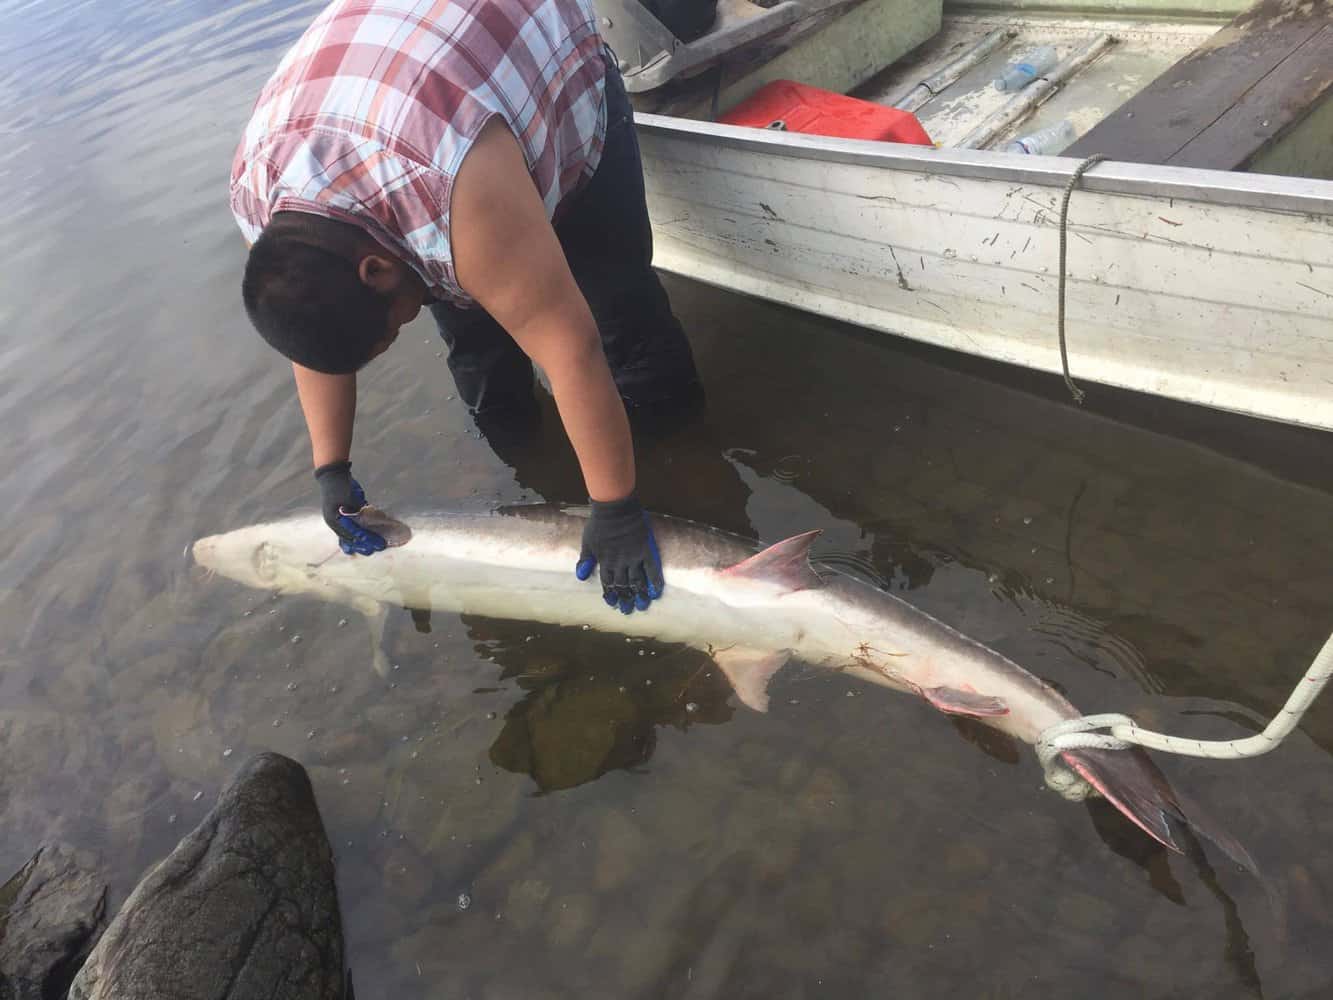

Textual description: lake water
[4,1,1333,996]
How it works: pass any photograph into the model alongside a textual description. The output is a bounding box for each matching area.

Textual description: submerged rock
[0,843,107,1000]
[69,753,349,1000]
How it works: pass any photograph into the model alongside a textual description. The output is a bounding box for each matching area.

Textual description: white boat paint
[638,115,1333,431]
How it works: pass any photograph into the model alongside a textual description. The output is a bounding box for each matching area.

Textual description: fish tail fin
[1061,747,1257,874]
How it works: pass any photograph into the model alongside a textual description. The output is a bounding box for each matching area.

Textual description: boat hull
[639,115,1333,432]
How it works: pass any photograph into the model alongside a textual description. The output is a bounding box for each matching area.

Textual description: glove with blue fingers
[575,494,665,614]
[314,461,388,556]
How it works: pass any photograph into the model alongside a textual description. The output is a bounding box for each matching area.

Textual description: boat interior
[599,0,1333,177]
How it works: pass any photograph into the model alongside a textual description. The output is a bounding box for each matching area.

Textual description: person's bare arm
[292,363,356,468]
[246,232,356,468]
[450,118,634,503]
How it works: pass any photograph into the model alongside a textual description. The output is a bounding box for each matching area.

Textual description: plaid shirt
[230,0,607,304]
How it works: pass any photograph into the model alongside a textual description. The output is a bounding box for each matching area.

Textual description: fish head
[191,516,336,595]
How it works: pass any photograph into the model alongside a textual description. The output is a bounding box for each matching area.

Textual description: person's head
[241,213,427,373]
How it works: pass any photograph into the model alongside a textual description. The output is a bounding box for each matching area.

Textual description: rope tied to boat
[1037,629,1333,800]
[1055,153,1108,406]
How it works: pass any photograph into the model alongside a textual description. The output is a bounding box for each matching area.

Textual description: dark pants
[430,54,703,438]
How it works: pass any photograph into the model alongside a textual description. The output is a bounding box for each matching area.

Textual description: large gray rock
[70,753,349,1000]
[0,844,107,1000]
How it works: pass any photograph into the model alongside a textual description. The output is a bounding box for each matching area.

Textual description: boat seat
[1064,0,1333,174]
[595,0,858,93]
[597,0,807,92]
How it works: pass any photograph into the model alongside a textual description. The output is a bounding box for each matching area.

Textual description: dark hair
[241,229,390,374]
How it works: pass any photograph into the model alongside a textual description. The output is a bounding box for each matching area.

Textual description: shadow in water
[1086,797,1265,995]
[948,716,1023,765]
[1087,796,1188,904]
[457,616,737,792]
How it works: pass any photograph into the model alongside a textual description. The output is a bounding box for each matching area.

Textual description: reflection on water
[4,0,1333,996]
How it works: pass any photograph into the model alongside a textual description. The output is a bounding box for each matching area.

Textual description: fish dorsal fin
[712,647,792,712]
[722,530,823,593]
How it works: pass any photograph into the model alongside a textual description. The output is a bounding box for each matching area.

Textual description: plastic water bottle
[1004,119,1077,155]
[993,46,1059,92]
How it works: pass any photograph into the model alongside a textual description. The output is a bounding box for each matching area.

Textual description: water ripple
[0,0,321,135]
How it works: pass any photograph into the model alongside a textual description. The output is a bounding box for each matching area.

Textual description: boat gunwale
[636,112,1333,216]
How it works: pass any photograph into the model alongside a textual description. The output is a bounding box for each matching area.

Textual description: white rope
[1037,629,1333,800]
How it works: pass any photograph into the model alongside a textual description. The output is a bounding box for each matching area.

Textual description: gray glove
[314,461,387,556]
[574,495,664,614]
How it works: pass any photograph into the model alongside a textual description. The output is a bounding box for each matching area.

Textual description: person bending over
[231,0,703,613]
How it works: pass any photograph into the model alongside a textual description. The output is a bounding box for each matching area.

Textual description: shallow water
[4,1,1333,996]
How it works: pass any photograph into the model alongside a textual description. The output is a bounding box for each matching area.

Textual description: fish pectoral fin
[922,685,1010,718]
[349,598,390,679]
[355,505,413,547]
[712,646,792,713]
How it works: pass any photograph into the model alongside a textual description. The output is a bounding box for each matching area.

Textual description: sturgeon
[192,504,1237,856]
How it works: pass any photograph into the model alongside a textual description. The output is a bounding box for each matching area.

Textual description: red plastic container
[719,80,933,146]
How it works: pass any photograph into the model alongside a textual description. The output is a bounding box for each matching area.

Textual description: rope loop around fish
[1037,630,1333,800]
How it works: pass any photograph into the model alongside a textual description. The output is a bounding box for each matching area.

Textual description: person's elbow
[529,312,606,385]
[562,320,605,368]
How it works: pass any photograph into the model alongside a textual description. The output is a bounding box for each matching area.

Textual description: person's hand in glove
[575,494,664,613]
[315,460,387,556]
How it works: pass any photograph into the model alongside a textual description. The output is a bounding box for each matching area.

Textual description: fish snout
[188,536,221,582]
[189,536,212,566]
